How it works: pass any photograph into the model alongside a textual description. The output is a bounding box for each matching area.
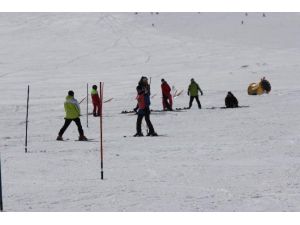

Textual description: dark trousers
[136,108,155,134]
[93,103,100,116]
[59,118,84,136]
[189,96,201,108]
[162,95,173,110]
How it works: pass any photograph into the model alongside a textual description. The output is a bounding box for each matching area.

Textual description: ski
[75,138,98,142]
[123,134,167,138]
[151,93,157,99]
[57,138,97,142]
[174,89,184,98]
[204,105,250,110]
[121,107,188,114]
[104,98,113,103]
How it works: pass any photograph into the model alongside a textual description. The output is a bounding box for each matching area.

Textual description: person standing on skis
[161,79,173,111]
[91,85,101,117]
[134,76,151,113]
[57,90,88,141]
[134,77,157,137]
[187,78,203,109]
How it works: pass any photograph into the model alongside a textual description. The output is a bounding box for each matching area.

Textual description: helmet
[68,90,74,96]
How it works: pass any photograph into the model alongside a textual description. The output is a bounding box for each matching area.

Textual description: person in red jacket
[161,79,173,111]
[134,85,157,137]
[91,85,101,117]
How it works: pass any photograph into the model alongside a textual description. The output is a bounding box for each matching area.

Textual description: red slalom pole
[99,82,104,180]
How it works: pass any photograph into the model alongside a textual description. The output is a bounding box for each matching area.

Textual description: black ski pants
[136,108,155,134]
[59,118,84,136]
[189,96,201,109]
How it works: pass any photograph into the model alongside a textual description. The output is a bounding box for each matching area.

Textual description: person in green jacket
[57,90,88,141]
[188,78,203,109]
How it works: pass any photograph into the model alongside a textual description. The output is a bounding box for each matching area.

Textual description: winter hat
[161,79,165,82]
[191,78,195,82]
[68,90,74,96]
[92,85,97,90]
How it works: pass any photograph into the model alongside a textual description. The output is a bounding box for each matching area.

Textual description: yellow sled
[248,77,271,95]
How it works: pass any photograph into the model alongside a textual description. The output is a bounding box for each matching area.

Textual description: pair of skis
[121,107,189,114]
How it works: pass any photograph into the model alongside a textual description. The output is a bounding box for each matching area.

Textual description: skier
[187,78,203,109]
[161,79,173,111]
[134,76,151,113]
[91,85,101,117]
[134,78,157,137]
[57,90,88,141]
[225,91,239,108]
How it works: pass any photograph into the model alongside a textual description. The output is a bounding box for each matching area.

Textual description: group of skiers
[56,77,239,140]
[56,85,102,141]
[132,76,239,137]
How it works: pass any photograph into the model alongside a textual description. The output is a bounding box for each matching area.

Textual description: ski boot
[147,132,158,136]
[78,135,88,141]
[133,107,139,114]
[133,132,144,137]
[56,135,63,141]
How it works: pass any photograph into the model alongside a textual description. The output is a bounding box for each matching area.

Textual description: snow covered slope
[0,12,300,211]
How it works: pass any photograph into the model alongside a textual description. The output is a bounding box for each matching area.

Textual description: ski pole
[25,85,30,153]
[79,96,86,104]
[86,83,89,128]
[99,82,104,180]
[0,155,3,212]
[0,154,3,211]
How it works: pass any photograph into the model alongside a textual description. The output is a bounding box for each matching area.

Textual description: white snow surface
[0,12,300,211]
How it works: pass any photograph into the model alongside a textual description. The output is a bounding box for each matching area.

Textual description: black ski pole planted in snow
[25,85,30,153]
[87,83,89,128]
[0,155,3,211]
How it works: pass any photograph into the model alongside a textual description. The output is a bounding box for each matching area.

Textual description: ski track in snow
[0,12,300,211]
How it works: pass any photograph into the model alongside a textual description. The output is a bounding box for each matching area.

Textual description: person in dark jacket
[187,78,203,109]
[134,76,151,113]
[134,81,157,137]
[161,79,173,111]
[225,91,239,108]
[91,85,101,117]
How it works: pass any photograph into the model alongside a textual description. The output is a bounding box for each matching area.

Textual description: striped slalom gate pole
[99,82,104,180]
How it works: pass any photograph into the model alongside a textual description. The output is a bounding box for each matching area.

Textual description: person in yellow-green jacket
[188,78,203,109]
[57,90,88,141]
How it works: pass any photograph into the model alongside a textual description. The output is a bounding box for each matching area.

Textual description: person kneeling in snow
[57,90,88,141]
[225,91,239,108]
[91,85,101,117]
[134,85,157,137]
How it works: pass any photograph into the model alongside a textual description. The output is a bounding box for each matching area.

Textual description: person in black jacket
[134,76,151,113]
[225,91,239,108]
